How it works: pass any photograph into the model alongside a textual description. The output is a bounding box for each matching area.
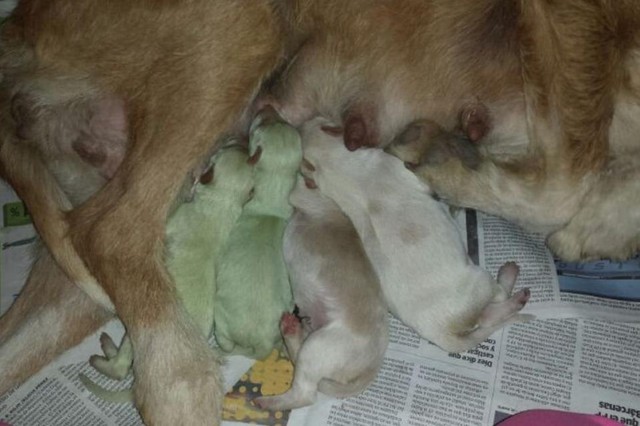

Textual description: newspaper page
[1,184,639,426]
[468,210,640,322]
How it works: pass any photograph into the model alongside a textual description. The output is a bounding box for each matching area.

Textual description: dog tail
[0,130,114,311]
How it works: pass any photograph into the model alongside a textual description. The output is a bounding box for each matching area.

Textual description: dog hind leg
[547,164,640,261]
[0,248,111,395]
[65,24,284,426]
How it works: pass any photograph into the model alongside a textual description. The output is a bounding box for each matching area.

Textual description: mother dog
[1,0,639,425]
[271,0,640,261]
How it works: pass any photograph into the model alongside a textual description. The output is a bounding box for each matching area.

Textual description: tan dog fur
[271,0,640,261]
[0,1,288,424]
[2,0,640,424]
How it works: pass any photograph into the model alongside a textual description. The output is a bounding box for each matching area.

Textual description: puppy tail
[317,366,378,399]
[79,374,134,404]
[0,135,114,311]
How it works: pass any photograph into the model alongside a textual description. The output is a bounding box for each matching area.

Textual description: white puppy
[254,176,389,411]
[301,118,532,353]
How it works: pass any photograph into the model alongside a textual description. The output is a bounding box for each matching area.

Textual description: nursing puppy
[81,145,255,402]
[269,0,640,261]
[254,176,388,410]
[301,118,531,353]
[0,1,286,424]
[214,110,301,359]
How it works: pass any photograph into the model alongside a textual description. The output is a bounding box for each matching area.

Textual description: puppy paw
[497,262,520,292]
[513,287,531,307]
[89,333,132,380]
[280,313,301,337]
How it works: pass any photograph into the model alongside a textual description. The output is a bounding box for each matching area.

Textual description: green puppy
[81,145,254,401]
[214,109,302,359]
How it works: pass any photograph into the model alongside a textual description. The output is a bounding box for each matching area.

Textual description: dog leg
[477,288,531,329]
[253,328,335,411]
[89,333,133,380]
[0,248,110,395]
[387,119,482,170]
[496,261,519,296]
[63,35,284,426]
[546,164,640,261]
[280,312,305,363]
[0,94,115,311]
[411,152,589,233]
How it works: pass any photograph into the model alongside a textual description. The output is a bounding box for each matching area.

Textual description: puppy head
[204,145,254,201]
[248,109,302,175]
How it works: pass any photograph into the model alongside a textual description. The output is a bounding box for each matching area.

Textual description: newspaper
[1,182,639,426]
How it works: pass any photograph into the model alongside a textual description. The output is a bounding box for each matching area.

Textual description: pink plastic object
[498,410,622,426]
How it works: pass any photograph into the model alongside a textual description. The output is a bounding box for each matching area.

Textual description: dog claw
[247,146,263,165]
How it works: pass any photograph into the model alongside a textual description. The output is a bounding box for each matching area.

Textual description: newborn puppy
[214,110,301,359]
[301,118,532,353]
[81,146,255,402]
[254,176,389,411]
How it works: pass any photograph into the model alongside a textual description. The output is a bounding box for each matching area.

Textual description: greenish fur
[214,119,302,359]
[82,146,254,400]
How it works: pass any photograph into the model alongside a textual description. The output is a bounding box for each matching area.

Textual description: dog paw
[89,333,132,380]
[513,287,531,307]
[412,159,472,204]
[497,262,520,292]
[280,313,301,336]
